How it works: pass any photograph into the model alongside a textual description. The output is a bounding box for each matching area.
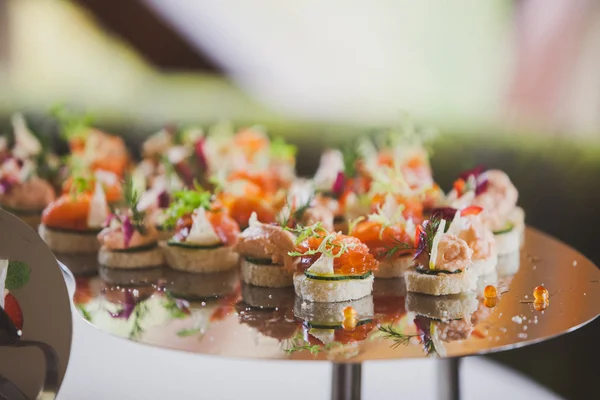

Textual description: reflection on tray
[69,232,600,362]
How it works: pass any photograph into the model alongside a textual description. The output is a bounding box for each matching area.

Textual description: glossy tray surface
[71,228,600,362]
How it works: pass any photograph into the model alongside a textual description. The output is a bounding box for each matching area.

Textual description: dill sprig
[123,176,147,235]
[385,238,416,259]
[378,325,421,349]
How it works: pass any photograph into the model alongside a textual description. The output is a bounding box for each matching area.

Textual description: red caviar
[296,233,379,275]
[350,221,412,260]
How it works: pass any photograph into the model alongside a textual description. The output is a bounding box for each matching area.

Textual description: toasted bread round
[38,224,101,254]
[494,228,520,255]
[165,268,239,299]
[406,292,478,321]
[497,251,520,277]
[241,283,295,309]
[293,295,374,324]
[98,245,165,269]
[404,267,477,296]
[374,256,413,279]
[162,243,239,273]
[471,252,498,276]
[240,258,293,288]
[293,273,374,303]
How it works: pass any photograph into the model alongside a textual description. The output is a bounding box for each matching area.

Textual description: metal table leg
[437,358,461,400]
[331,363,362,400]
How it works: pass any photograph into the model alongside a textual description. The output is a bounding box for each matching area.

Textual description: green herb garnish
[163,292,189,320]
[50,104,94,141]
[5,261,31,290]
[287,224,357,258]
[123,176,147,235]
[70,174,93,197]
[129,302,149,340]
[378,324,421,349]
[76,305,93,322]
[270,137,297,160]
[177,327,202,337]
[163,186,212,229]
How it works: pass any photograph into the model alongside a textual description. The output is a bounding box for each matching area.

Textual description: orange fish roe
[533,285,549,302]
[296,233,379,275]
[350,221,412,260]
[483,285,498,299]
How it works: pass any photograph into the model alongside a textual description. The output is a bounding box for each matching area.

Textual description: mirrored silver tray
[67,227,600,400]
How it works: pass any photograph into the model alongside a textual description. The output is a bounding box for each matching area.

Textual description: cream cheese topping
[88,182,109,229]
[186,207,221,246]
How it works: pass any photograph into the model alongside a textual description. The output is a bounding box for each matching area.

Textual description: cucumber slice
[415,268,462,276]
[304,270,373,281]
[112,243,159,253]
[244,257,274,265]
[167,240,223,250]
[306,319,373,330]
[493,222,514,235]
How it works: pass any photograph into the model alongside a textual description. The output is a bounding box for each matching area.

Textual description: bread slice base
[98,245,165,269]
[471,252,497,276]
[494,229,520,255]
[293,273,374,303]
[38,224,101,255]
[240,258,293,288]
[162,243,239,273]
[404,267,477,296]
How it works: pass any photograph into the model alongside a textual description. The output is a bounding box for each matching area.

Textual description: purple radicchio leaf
[157,190,170,209]
[0,178,14,195]
[122,216,134,248]
[332,171,345,197]
[430,207,458,223]
[105,213,119,228]
[194,138,208,171]
[459,165,486,182]
[413,228,428,261]
[174,161,195,189]
[475,179,489,196]
[109,290,137,320]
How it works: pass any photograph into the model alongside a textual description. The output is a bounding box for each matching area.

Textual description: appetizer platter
[1,111,599,399]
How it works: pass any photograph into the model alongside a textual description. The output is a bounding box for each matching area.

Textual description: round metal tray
[70,227,600,362]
